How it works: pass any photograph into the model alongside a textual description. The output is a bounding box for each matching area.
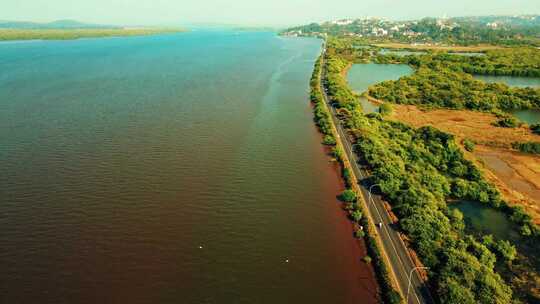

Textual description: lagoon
[473,74,540,88]
[346,63,413,113]
[449,201,520,241]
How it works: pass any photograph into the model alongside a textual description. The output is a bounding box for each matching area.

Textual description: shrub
[512,141,540,155]
[531,124,540,135]
[379,103,393,116]
[492,117,520,128]
[463,139,475,152]
[350,210,363,222]
[322,135,336,145]
[354,228,365,238]
[363,255,372,263]
[340,189,357,202]
[495,240,517,262]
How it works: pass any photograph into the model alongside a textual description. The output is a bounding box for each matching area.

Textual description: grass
[0,28,186,41]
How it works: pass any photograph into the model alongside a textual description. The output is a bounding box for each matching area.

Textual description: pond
[473,75,540,88]
[511,109,540,125]
[346,63,413,113]
[449,201,520,241]
[472,75,540,124]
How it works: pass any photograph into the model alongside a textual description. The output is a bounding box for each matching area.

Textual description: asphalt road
[319,47,433,304]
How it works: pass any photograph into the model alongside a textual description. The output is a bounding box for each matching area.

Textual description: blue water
[0,32,379,303]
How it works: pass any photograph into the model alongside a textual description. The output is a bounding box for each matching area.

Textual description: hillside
[283,15,540,46]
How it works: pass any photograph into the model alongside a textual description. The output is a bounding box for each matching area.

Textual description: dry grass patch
[388,104,540,224]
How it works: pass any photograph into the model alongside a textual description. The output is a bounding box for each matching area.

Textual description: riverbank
[0,28,186,41]
[310,52,401,303]
[387,104,540,224]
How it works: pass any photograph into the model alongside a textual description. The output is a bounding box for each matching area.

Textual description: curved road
[319,46,433,304]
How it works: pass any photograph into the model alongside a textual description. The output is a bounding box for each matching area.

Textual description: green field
[0,28,185,41]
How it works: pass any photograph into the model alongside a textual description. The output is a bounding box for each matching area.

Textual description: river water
[0,31,378,303]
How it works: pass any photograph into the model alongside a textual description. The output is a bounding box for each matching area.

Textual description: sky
[1,0,539,27]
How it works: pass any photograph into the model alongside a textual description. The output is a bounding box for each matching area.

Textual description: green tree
[340,189,357,202]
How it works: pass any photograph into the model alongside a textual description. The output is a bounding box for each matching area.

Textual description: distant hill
[0,19,121,29]
[282,14,540,46]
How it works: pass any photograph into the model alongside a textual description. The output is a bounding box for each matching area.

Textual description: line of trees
[309,51,402,304]
[322,42,540,303]
[368,66,540,111]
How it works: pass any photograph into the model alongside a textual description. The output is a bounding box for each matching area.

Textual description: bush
[463,139,475,152]
[495,240,517,262]
[342,168,353,187]
[379,103,393,116]
[340,189,357,202]
[332,147,344,160]
[354,228,365,238]
[322,135,336,145]
[350,210,363,222]
[363,255,372,263]
[512,141,540,154]
[531,124,540,135]
[492,117,520,128]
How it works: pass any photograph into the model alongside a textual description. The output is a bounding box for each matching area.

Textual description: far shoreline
[0,28,187,42]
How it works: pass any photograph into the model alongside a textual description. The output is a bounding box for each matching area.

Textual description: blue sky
[2,0,539,26]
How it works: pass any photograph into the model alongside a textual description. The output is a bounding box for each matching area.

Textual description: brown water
[0,32,378,303]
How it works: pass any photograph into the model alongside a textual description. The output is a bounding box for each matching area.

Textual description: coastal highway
[318,47,433,304]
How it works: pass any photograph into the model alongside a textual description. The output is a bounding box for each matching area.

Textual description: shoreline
[0,28,186,42]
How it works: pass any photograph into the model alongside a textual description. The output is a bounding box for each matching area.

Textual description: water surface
[473,75,540,88]
[0,31,378,304]
[449,201,519,241]
[346,63,413,113]
[511,109,540,125]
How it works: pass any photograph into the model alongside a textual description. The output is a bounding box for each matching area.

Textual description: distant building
[332,19,354,26]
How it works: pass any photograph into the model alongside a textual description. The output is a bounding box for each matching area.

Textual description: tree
[495,240,517,262]
[340,189,357,202]
[463,139,475,152]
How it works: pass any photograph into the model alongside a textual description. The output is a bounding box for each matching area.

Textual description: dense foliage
[283,15,540,46]
[309,50,402,304]
[349,115,520,303]
[319,41,540,303]
[369,66,540,111]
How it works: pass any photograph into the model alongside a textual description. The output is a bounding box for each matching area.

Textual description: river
[0,31,378,303]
